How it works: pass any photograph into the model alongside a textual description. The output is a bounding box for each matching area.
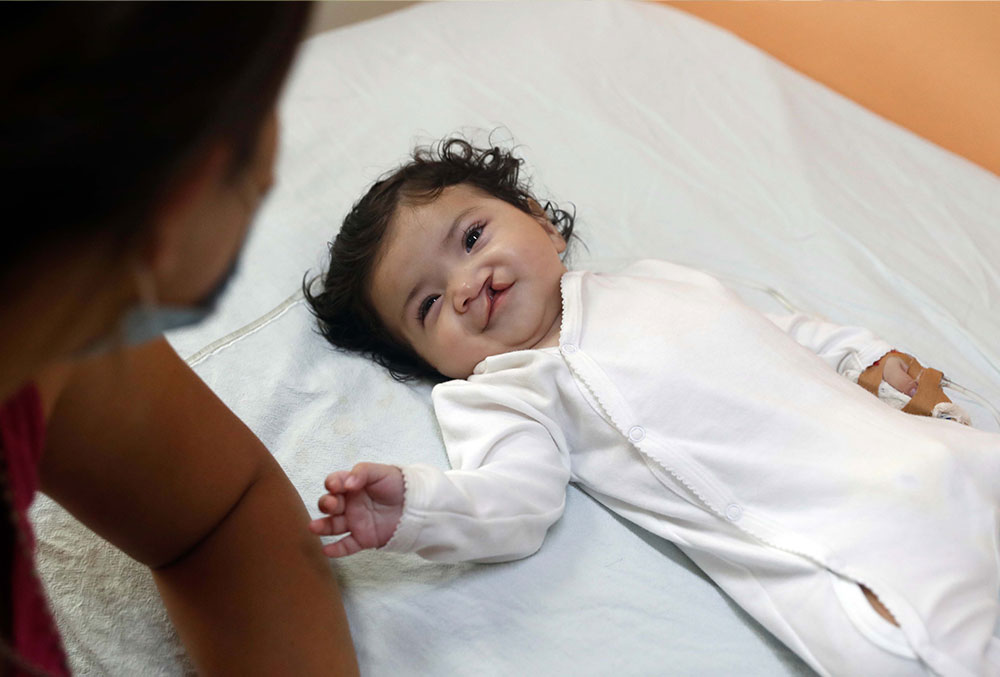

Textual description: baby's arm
[766,312,967,421]
[764,312,894,376]
[312,380,572,563]
[765,312,920,388]
[311,449,570,562]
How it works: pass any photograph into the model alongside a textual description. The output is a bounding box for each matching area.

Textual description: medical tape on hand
[858,352,951,418]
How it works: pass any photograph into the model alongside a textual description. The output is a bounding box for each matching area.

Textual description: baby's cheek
[452,343,489,379]
[422,335,463,379]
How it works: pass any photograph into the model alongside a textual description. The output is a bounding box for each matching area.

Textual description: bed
[32,2,1000,674]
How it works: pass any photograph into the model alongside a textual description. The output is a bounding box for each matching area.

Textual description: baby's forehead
[395,183,493,222]
[365,244,411,340]
[368,214,427,323]
[376,186,482,260]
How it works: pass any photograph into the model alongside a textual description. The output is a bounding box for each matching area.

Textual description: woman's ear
[142,144,231,280]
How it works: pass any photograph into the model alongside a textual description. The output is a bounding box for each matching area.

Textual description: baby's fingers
[321,534,366,558]
[323,470,354,494]
[309,514,349,536]
[317,492,345,516]
[309,516,334,536]
[882,356,918,397]
[343,462,383,491]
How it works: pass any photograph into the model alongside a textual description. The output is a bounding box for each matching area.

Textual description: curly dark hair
[304,137,576,382]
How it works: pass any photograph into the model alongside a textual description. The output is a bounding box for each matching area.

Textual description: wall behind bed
[665,1,1000,177]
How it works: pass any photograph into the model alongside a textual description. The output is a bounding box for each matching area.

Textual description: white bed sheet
[32,2,1000,675]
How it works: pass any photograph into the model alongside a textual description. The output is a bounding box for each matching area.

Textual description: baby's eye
[464,223,484,252]
[417,295,439,324]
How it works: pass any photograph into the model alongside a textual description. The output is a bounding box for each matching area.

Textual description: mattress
[32,2,1000,674]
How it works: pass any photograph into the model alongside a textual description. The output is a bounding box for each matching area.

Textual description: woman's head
[305,137,576,381]
[3,5,308,261]
[1,4,309,389]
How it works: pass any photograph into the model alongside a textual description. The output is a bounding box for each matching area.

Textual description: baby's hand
[881,355,918,397]
[309,462,404,558]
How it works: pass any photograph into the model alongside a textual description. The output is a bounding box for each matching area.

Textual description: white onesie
[382,259,1000,676]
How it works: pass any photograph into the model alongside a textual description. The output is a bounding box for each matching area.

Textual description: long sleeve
[765,312,893,375]
[381,377,572,564]
[621,259,895,375]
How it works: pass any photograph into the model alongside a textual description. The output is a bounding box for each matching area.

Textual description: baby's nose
[452,277,476,312]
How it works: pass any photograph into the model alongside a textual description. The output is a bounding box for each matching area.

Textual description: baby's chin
[437,363,480,381]
[433,354,491,380]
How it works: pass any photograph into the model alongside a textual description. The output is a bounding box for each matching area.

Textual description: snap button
[627,426,645,442]
[561,343,578,354]
[724,504,743,522]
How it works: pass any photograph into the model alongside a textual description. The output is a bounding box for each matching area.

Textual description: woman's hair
[304,137,576,382]
[1,3,310,285]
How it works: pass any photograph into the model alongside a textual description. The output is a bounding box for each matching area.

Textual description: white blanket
[33,2,1000,674]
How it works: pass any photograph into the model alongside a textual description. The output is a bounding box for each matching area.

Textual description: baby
[306,138,1000,676]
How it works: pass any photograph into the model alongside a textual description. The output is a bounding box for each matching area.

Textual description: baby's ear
[527,198,547,220]
[528,198,566,254]
[527,198,557,231]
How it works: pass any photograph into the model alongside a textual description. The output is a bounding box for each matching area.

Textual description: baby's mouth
[485,283,508,329]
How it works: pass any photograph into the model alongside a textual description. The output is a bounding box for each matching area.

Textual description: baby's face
[370,184,567,379]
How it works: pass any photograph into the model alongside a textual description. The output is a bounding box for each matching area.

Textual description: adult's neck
[0,247,132,403]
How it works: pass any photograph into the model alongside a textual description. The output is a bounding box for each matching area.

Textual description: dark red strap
[0,384,70,676]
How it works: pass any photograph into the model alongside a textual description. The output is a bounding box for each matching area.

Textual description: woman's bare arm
[37,338,358,675]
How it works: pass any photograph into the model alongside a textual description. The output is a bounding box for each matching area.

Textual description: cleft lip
[484,278,511,330]
[484,283,495,330]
